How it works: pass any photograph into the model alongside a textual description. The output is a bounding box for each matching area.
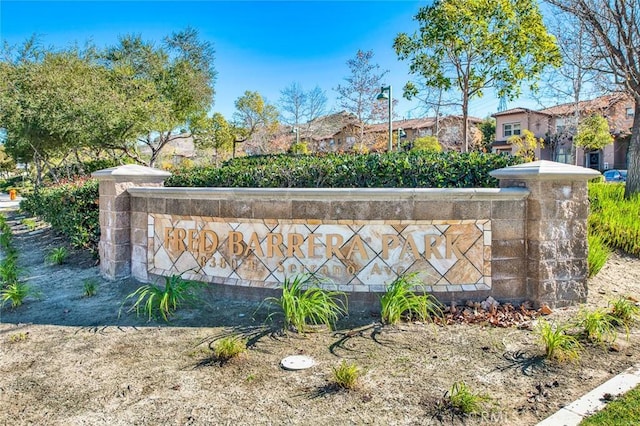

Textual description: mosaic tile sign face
[148,214,492,292]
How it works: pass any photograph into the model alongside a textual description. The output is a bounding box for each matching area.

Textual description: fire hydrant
[9,189,16,200]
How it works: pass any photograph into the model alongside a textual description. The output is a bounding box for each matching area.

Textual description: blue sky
[0,0,532,122]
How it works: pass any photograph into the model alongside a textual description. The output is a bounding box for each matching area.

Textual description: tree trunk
[624,98,640,198]
[462,92,469,152]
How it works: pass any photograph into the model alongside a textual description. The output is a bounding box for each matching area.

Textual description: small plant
[213,336,247,362]
[123,275,201,321]
[0,255,19,286]
[0,229,13,251]
[8,332,28,343]
[535,319,582,363]
[379,272,442,325]
[82,279,98,297]
[1,281,31,308]
[266,274,347,333]
[609,296,640,328]
[447,381,491,415]
[331,360,361,390]
[576,307,617,346]
[21,218,38,231]
[46,247,69,265]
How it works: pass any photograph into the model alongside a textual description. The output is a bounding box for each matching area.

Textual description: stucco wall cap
[490,160,601,181]
[92,165,172,182]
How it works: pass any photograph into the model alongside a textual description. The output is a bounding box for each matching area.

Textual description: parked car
[603,169,627,182]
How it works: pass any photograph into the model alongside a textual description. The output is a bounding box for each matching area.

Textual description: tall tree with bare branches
[545,0,640,197]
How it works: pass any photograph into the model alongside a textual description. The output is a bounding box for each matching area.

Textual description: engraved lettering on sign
[150,216,491,288]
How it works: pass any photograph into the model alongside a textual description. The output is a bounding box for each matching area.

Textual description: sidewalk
[0,192,21,210]
[537,364,640,425]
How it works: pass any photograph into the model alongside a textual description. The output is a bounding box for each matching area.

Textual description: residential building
[492,93,633,170]
[298,113,482,153]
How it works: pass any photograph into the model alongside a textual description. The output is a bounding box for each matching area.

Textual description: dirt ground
[1,209,639,426]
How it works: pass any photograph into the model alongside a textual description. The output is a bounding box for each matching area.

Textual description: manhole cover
[280,355,315,370]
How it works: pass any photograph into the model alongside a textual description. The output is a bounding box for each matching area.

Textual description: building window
[418,128,433,137]
[626,107,634,118]
[346,136,356,145]
[555,147,573,164]
[503,122,521,137]
[556,117,566,134]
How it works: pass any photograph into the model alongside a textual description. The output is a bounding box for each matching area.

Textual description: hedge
[165,151,524,188]
[19,152,524,254]
[20,177,100,252]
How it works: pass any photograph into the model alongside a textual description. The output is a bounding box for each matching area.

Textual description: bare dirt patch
[1,210,639,425]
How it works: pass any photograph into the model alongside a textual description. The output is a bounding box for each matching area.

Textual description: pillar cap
[490,160,601,181]
[92,164,171,182]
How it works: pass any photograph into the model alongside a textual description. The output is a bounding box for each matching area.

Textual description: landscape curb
[536,364,640,425]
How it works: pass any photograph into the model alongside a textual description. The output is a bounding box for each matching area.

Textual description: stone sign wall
[93,161,600,307]
[149,215,491,293]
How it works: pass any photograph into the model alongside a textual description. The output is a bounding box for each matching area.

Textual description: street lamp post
[292,126,299,145]
[376,85,392,152]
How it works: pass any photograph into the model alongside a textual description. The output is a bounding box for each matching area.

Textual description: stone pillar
[491,161,601,307]
[92,165,171,280]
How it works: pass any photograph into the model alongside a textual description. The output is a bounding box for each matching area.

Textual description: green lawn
[581,384,640,425]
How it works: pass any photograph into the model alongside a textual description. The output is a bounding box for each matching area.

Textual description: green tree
[478,118,496,153]
[508,129,543,162]
[546,0,640,198]
[191,112,234,165]
[394,0,561,152]
[0,41,132,183]
[103,28,216,167]
[0,145,16,177]
[411,136,442,153]
[574,115,613,151]
[232,91,279,155]
[0,29,216,176]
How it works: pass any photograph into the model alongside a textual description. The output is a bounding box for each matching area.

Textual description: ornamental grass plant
[576,307,618,346]
[331,360,361,390]
[535,319,582,363]
[266,274,347,333]
[379,272,442,325]
[123,275,202,322]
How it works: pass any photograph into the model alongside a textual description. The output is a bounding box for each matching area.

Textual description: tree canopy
[0,28,216,178]
[545,0,640,198]
[232,91,280,155]
[574,115,613,150]
[394,0,561,152]
[335,50,391,148]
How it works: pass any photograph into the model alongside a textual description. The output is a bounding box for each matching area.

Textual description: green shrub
[166,151,523,189]
[122,275,202,322]
[576,307,618,346]
[0,255,20,287]
[213,336,247,362]
[20,178,99,252]
[589,182,640,256]
[447,381,491,415]
[380,273,442,325]
[266,274,347,333]
[1,281,31,308]
[46,247,69,265]
[535,319,582,363]
[82,279,98,297]
[331,360,361,390]
[609,296,640,328]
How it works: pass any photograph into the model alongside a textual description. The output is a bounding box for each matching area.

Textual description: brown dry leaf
[539,305,553,315]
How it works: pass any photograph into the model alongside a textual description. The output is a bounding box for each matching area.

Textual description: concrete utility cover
[280,355,315,370]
